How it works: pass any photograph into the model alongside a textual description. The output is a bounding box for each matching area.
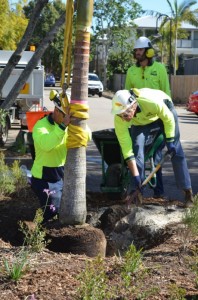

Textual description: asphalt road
[43,87,114,130]
[86,102,198,202]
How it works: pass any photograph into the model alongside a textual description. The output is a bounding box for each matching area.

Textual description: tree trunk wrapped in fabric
[59,0,94,225]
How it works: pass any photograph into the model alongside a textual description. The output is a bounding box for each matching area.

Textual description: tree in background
[3,0,143,80]
[23,0,66,77]
[107,26,136,79]
[166,0,198,75]
[91,0,142,87]
[0,0,28,50]
[155,20,190,73]
[1,13,65,110]
[0,0,49,102]
[93,0,142,34]
[148,0,198,75]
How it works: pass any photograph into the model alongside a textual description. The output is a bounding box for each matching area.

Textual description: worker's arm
[114,116,141,189]
[126,158,139,176]
[114,115,134,160]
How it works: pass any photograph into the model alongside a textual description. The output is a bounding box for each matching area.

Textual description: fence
[113,74,198,104]
[171,75,198,104]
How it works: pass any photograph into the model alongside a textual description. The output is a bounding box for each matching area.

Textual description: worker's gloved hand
[166,141,176,156]
[133,175,142,191]
[124,175,143,207]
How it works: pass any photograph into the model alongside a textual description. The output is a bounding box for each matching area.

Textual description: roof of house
[134,15,197,30]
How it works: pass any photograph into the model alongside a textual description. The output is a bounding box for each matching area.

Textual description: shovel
[126,151,171,207]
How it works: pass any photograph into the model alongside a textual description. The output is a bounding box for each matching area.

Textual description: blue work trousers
[31,177,63,222]
[130,107,191,194]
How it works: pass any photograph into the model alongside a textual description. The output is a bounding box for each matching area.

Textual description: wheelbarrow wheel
[105,163,122,200]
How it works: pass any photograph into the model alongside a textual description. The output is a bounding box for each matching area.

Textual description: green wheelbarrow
[92,128,164,200]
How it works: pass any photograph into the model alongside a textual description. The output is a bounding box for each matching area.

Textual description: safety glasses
[118,104,137,119]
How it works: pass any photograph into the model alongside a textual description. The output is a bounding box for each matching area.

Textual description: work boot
[183,189,194,208]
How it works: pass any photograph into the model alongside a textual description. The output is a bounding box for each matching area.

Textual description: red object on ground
[186,91,198,115]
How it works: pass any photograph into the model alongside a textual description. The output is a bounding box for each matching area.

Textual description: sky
[10,0,198,13]
[61,0,198,15]
[136,0,173,14]
[9,0,198,16]
[136,0,198,15]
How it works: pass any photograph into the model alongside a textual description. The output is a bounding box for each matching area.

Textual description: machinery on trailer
[0,50,44,145]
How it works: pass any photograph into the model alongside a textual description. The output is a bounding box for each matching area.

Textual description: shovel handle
[141,151,170,187]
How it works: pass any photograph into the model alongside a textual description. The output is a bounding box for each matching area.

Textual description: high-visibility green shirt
[31,114,67,181]
[114,88,175,160]
[125,61,171,97]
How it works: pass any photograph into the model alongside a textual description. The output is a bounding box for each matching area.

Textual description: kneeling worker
[111,88,193,207]
[31,90,70,222]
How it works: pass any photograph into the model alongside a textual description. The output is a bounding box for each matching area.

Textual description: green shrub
[0,152,28,196]
[1,250,30,281]
[19,208,49,253]
[167,283,186,300]
[183,194,198,234]
[77,256,113,300]
[0,152,16,195]
[77,244,158,300]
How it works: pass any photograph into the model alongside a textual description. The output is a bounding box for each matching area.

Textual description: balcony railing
[177,39,198,48]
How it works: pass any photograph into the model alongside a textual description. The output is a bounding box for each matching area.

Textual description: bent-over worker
[111,88,193,207]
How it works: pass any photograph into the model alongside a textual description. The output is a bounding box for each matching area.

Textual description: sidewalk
[102,90,114,99]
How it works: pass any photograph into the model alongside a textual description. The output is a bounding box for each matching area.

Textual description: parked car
[44,74,56,87]
[187,90,198,115]
[88,73,103,97]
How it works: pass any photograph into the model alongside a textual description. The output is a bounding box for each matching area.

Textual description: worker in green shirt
[125,36,171,199]
[31,90,70,223]
[125,36,171,95]
[112,88,193,208]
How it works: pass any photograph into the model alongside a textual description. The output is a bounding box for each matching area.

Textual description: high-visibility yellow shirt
[31,114,67,181]
[114,88,175,160]
[125,61,171,97]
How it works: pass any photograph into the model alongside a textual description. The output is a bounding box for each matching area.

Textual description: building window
[194,31,198,40]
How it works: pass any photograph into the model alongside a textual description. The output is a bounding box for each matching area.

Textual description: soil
[0,152,198,300]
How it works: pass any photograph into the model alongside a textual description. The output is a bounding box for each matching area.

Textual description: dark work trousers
[129,107,192,197]
[31,177,63,222]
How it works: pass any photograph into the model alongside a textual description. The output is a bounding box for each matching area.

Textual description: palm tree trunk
[174,24,178,76]
[59,0,94,225]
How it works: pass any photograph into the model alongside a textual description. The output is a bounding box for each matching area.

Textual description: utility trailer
[0,50,44,145]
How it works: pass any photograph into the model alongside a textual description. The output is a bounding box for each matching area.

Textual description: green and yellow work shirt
[125,61,171,97]
[31,114,68,181]
[114,88,175,161]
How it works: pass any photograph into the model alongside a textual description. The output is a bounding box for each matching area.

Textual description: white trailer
[0,50,44,145]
